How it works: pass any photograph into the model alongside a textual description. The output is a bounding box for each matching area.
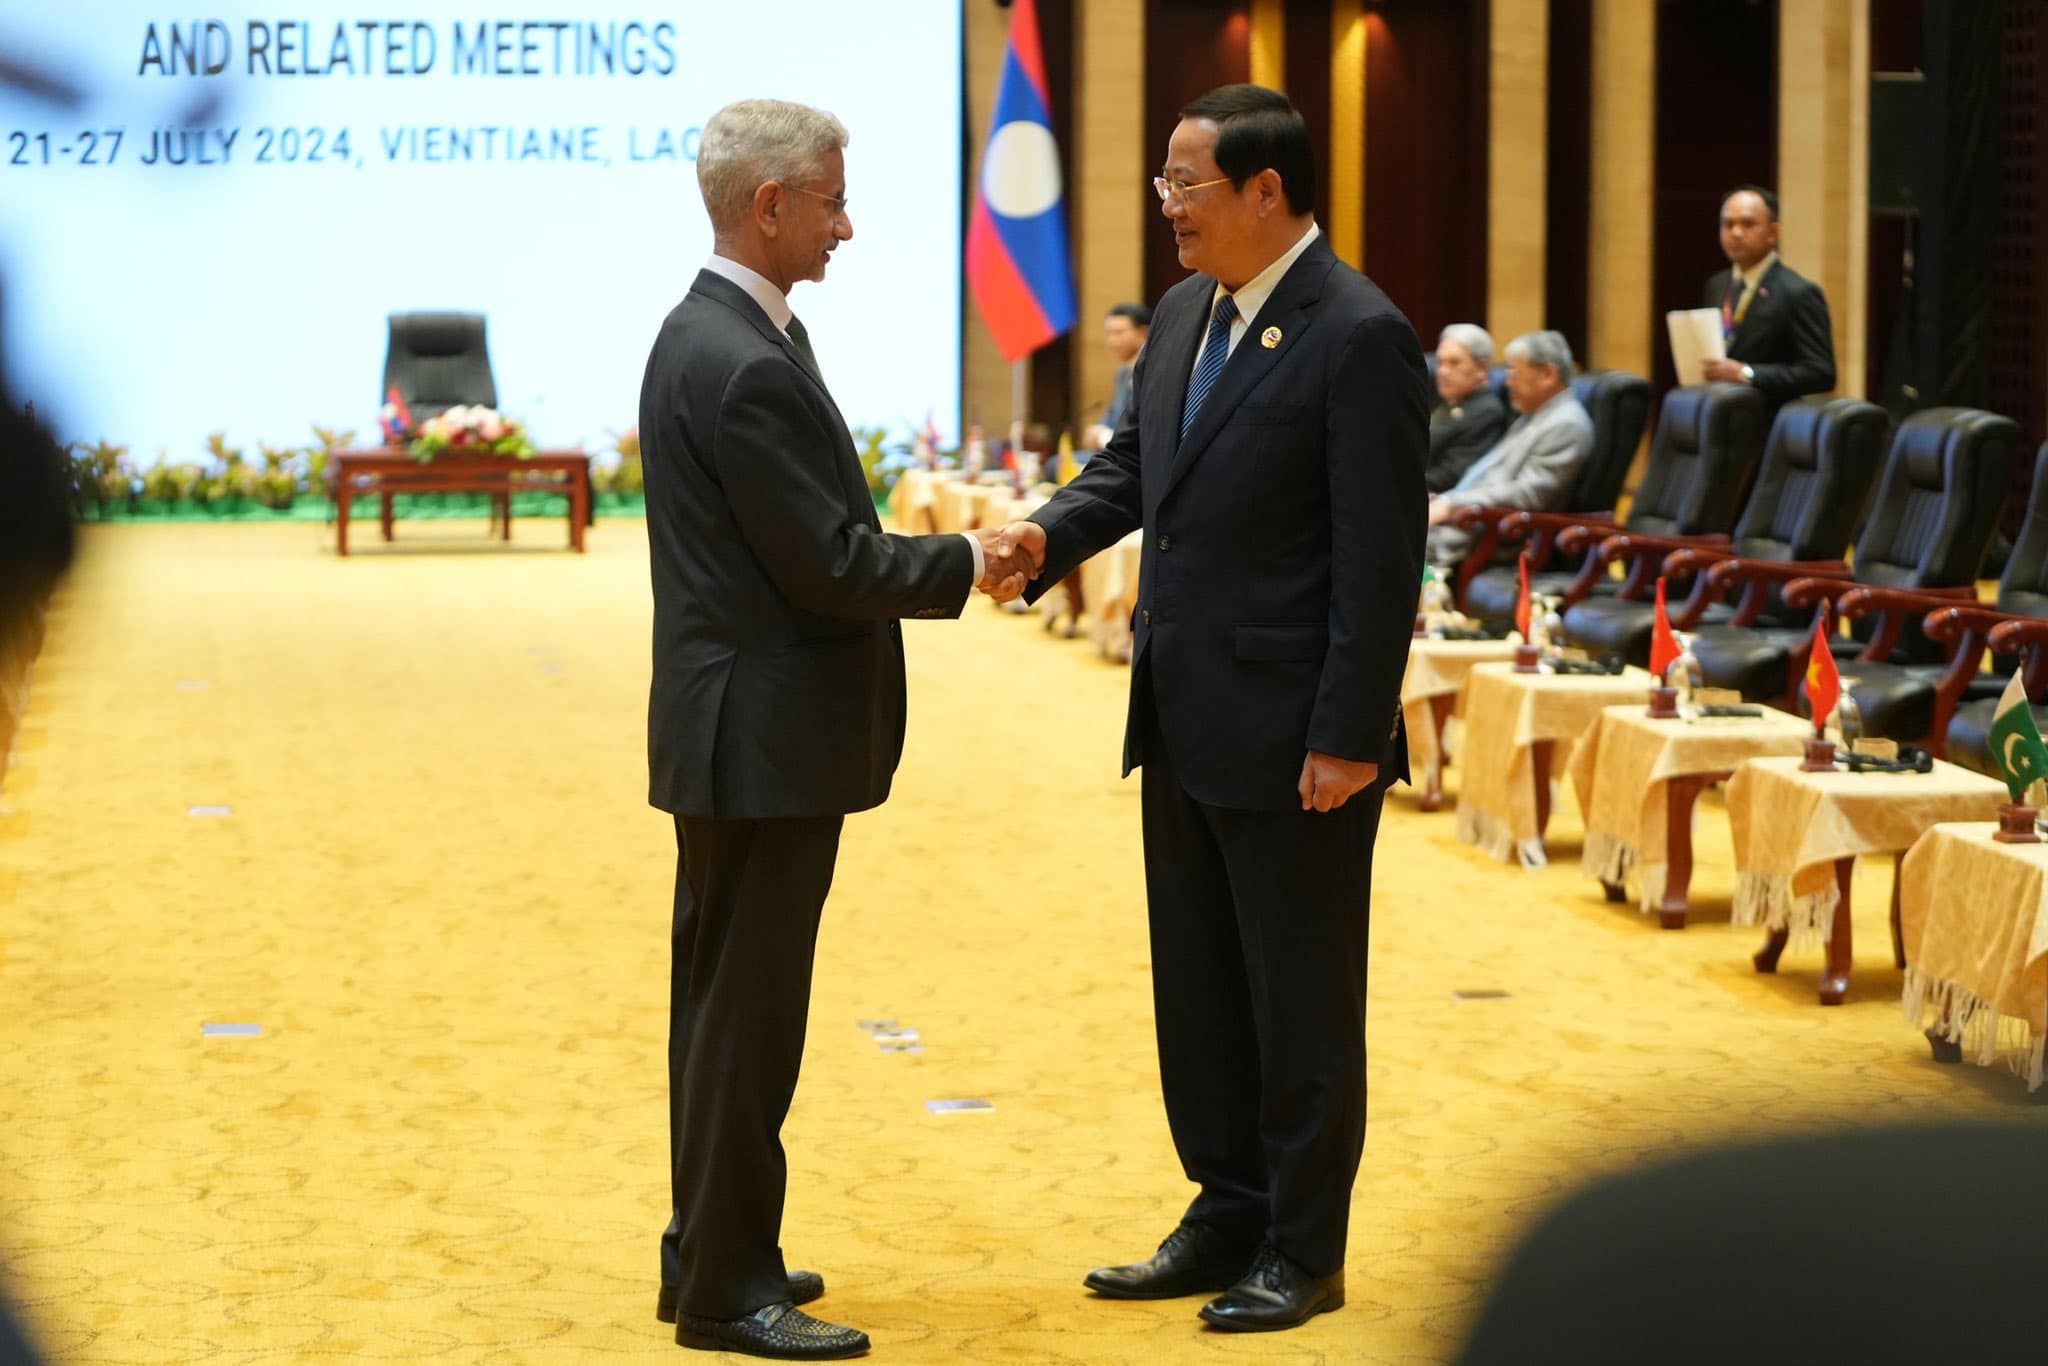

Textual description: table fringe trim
[1581,832,1668,914]
[1902,967,2048,1092]
[1458,803,1547,869]
[1732,871,1836,949]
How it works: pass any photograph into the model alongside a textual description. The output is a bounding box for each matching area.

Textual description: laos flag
[966,0,1078,361]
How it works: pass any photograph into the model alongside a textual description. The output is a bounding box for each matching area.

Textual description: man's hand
[1298,750,1378,812]
[1702,357,1747,383]
[1426,497,1457,529]
[971,521,1046,602]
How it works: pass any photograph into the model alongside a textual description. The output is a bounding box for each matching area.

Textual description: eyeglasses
[785,184,850,218]
[1152,175,1233,203]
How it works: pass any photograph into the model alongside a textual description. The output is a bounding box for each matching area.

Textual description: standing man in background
[1699,185,1836,406]
[1087,301,1152,450]
[641,98,1025,1361]
[993,83,1427,1334]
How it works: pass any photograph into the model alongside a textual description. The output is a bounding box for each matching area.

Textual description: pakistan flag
[1988,672,2048,802]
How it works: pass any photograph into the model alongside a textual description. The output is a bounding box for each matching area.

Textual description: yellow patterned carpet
[3,520,2045,1366]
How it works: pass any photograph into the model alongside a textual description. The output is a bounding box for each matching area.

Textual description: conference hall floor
[3,519,2044,1365]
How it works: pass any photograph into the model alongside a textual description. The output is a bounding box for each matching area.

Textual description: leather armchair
[382,311,498,420]
[1562,396,1887,663]
[1834,440,2048,756]
[1687,408,2018,708]
[1452,369,1652,618]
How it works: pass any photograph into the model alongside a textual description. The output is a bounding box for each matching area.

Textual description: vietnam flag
[966,0,1077,361]
[1649,577,1681,679]
[1515,551,1532,641]
[1803,611,1841,735]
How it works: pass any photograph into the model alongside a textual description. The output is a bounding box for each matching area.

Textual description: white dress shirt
[1187,221,1322,390]
[701,253,986,583]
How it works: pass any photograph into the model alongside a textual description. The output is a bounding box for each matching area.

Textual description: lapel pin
[1260,326,1283,350]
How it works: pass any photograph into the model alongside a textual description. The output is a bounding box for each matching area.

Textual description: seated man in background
[1085,302,1151,450]
[1427,323,1511,493]
[1425,330,1593,565]
[1699,184,1835,406]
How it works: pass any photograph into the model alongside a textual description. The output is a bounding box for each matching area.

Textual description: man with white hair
[639,98,1026,1359]
[1424,329,1593,564]
[1427,323,1511,492]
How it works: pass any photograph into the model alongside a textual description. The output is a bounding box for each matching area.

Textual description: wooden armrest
[1445,503,1499,530]
[1663,546,1737,578]
[1701,557,1851,597]
[1500,508,1615,538]
[1591,531,1730,568]
[1988,619,2048,654]
[1923,603,2034,645]
[1833,585,1981,622]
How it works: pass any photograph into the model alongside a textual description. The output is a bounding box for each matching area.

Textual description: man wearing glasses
[991,84,1428,1332]
[640,98,1026,1360]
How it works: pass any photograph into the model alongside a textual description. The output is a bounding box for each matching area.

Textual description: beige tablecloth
[1454,662,1655,868]
[888,468,958,530]
[1399,638,1517,794]
[1727,755,2007,945]
[1899,823,2048,1090]
[1072,530,1144,659]
[934,481,1008,534]
[1568,704,1811,912]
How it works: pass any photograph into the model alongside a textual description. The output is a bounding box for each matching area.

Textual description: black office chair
[381,312,497,420]
[1562,396,1887,664]
[1688,408,2017,707]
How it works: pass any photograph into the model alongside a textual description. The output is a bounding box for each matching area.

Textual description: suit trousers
[1137,685,1381,1277]
[659,812,843,1319]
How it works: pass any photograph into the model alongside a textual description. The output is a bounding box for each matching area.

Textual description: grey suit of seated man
[1424,329,1593,565]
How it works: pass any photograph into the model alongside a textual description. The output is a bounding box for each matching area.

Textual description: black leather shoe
[675,1300,868,1359]
[1198,1245,1344,1331]
[658,1272,824,1323]
[1083,1222,1254,1300]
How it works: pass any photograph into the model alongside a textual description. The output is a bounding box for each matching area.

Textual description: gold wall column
[1250,0,1286,90]
[1587,0,1654,377]
[1073,1,1146,424]
[1328,0,1366,270]
[1487,0,1549,341]
[1778,0,1869,398]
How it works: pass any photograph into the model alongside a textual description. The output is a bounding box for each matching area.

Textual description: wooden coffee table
[330,449,591,556]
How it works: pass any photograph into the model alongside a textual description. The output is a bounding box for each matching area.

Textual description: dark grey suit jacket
[1703,259,1837,405]
[1427,387,1511,492]
[638,270,973,818]
[1023,235,1429,811]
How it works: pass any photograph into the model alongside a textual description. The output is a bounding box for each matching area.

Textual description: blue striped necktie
[1180,293,1240,439]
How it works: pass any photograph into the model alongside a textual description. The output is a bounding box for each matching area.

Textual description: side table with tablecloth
[1567,703,1811,926]
[1454,662,1655,868]
[1726,755,2008,1004]
[1400,638,1517,812]
[1899,822,2048,1090]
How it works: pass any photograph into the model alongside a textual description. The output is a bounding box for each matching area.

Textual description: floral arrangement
[406,404,534,463]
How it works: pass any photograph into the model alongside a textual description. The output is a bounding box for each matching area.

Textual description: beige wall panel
[1487,0,1549,341]
[1328,0,1366,270]
[1074,1,1147,426]
[1778,0,1869,397]
[1588,0,1654,378]
[1251,0,1285,90]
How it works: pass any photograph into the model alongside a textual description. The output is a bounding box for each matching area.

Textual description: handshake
[970,521,1048,604]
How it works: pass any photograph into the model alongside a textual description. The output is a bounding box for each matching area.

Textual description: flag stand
[1008,359,1028,463]
[1801,736,1837,771]
[1994,803,2039,844]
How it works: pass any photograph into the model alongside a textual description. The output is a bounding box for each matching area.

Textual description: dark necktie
[1181,294,1240,439]
[1721,276,1744,343]
[785,314,823,382]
